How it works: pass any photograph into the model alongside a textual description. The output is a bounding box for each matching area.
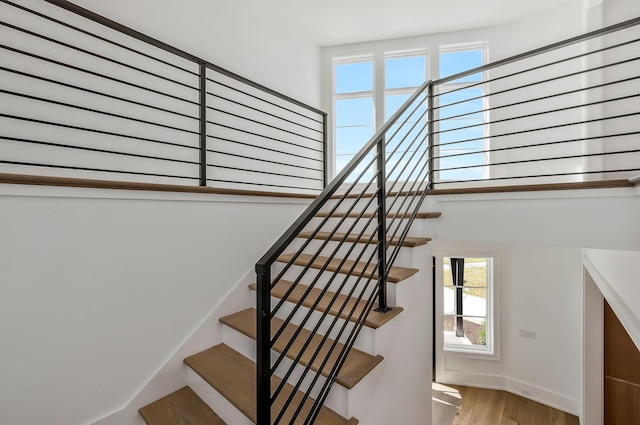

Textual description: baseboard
[439,371,580,416]
[504,377,580,416]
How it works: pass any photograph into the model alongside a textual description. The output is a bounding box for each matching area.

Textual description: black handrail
[43,0,325,116]
[433,15,640,85]
[255,78,432,423]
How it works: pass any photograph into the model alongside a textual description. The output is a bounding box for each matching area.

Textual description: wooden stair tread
[315,211,441,219]
[249,280,403,329]
[139,386,226,425]
[298,231,431,247]
[184,344,358,425]
[220,308,383,389]
[277,253,419,283]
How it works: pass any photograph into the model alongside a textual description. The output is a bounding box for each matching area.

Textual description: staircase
[139,206,440,424]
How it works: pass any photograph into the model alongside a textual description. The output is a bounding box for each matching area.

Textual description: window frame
[434,250,500,361]
[323,34,489,180]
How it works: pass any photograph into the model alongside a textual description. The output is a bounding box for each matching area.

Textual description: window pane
[439,88,483,119]
[440,49,483,82]
[336,126,374,155]
[336,61,373,94]
[440,153,484,181]
[439,119,484,147]
[336,98,374,127]
[443,257,490,349]
[385,55,426,89]
[385,93,427,121]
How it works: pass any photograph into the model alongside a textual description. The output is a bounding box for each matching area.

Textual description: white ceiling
[246,0,579,46]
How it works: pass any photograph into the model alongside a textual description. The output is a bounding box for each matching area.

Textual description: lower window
[443,256,495,355]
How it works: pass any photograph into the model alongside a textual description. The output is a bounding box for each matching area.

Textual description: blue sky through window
[335,61,373,93]
[440,49,483,83]
[334,49,484,179]
[385,56,426,89]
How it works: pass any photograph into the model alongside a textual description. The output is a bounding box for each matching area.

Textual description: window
[442,256,495,355]
[332,51,428,179]
[327,41,487,182]
[436,47,487,182]
[334,60,375,178]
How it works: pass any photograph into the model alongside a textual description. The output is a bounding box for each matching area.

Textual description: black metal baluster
[255,265,271,425]
[375,137,390,313]
[199,63,207,187]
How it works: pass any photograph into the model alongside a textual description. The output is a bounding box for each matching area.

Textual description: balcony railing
[0,0,326,195]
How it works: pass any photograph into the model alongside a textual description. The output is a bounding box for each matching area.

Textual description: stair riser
[321,196,422,216]
[249,290,377,355]
[187,368,253,425]
[307,216,430,238]
[273,262,384,301]
[289,238,415,268]
[220,325,352,418]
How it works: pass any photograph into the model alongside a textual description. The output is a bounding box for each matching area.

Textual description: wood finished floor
[433,383,580,425]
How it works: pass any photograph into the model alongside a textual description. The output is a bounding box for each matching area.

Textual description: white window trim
[322,29,491,180]
[434,250,501,363]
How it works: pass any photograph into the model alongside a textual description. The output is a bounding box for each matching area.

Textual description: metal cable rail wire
[254,15,640,425]
[0,0,326,194]
[431,15,640,186]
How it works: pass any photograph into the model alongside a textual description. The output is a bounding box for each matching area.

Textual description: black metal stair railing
[0,0,326,194]
[431,15,640,187]
[255,79,433,424]
[255,15,640,425]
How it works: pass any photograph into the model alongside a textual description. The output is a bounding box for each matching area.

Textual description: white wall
[0,185,310,425]
[434,241,583,414]
[423,186,640,251]
[72,0,322,107]
[426,185,639,417]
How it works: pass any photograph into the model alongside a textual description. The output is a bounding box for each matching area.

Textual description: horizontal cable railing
[432,15,640,188]
[0,0,326,194]
[255,80,432,424]
[255,15,640,425]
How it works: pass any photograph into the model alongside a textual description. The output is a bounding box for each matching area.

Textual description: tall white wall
[72,0,322,107]
[0,185,310,425]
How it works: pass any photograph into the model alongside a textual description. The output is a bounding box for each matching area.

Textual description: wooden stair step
[315,211,441,219]
[298,231,431,247]
[277,253,419,283]
[249,280,402,329]
[184,344,358,425]
[139,386,226,425]
[220,308,383,389]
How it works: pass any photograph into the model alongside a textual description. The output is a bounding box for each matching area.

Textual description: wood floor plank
[297,231,431,247]
[248,280,403,329]
[220,308,383,389]
[184,344,357,425]
[139,386,226,425]
[277,253,419,283]
[443,384,579,425]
